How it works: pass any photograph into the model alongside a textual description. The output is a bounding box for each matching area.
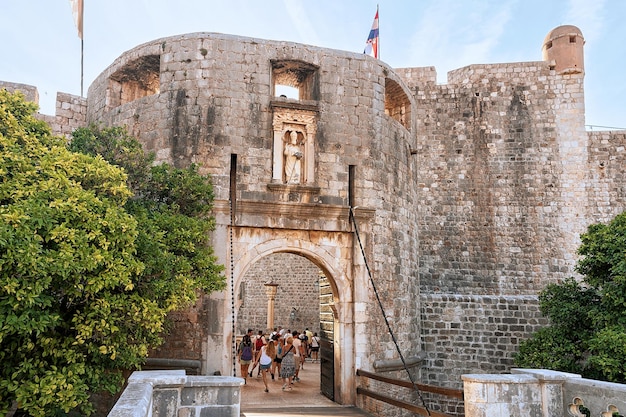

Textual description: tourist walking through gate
[292,330,304,381]
[280,336,296,390]
[250,330,266,377]
[238,333,254,385]
[310,332,320,362]
[259,339,276,392]
[271,334,282,379]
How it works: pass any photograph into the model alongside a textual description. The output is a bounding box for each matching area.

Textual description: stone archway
[223,227,355,405]
[235,252,321,336]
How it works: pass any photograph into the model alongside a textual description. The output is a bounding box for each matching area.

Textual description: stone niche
[268,101,320,201]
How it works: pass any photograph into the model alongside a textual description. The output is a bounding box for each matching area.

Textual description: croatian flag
[364,7,379,59]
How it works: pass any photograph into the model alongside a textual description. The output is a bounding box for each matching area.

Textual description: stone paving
[240,360,372,416]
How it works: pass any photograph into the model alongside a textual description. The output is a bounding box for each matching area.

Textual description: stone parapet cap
[512,368,581,382]
[461,373,537,384]
[185,376,243,387]
[128,369,187,386]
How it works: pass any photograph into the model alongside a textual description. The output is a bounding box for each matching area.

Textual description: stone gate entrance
[206,211,366,405]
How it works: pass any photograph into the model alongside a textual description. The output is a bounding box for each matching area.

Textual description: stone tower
[542,24,585,74]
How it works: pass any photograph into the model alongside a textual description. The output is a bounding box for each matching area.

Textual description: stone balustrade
[108,370,243,417]
[462,368,626,417]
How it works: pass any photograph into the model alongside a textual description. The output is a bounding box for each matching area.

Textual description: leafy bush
[515,211,626,383]
[0,91,224,416]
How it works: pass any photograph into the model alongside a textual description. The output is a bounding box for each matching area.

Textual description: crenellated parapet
[0,81,87,138]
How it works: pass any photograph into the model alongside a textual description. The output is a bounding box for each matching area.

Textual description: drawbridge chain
[349,206,431,416]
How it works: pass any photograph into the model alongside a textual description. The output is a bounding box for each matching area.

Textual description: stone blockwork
[5,24,626,415]
[587,131,626,222]
[420,294,547,388]
[0,81,87,138]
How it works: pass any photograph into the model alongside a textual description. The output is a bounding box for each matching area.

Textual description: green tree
[68,125,225,310]
[515,211,626,383]
[0,90,142,416]
[0,91,224,416]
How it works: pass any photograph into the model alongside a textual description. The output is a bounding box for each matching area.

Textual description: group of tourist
[237,326,321,393]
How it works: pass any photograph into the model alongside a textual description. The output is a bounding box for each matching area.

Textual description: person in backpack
[250,330,266,377]
[238,333,254,384]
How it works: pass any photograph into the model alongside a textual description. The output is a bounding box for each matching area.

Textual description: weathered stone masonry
[4,25,626,413]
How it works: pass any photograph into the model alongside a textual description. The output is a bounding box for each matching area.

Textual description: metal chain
[349,206,431,416]
[229,199,236,377]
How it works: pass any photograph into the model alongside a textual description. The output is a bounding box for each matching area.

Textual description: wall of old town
[4,25,626,415]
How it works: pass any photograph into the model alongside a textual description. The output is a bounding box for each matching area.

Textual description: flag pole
[377,4,380,60]
[81,38,84,97]
[70,0,84,96]
[80,0,84,97]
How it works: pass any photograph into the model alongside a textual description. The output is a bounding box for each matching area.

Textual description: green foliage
[515,211,626,383]
[0,92,224,416]
[70,125,225,309]
[0,90,142,416]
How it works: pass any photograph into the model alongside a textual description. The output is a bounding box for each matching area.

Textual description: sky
[1,0,625,130]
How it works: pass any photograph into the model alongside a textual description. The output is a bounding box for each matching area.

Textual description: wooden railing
[356,369,464,417]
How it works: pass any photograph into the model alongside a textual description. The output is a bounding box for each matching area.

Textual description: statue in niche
[284,130,303,184]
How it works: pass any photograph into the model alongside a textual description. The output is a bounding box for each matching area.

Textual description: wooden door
[319,276,335,401]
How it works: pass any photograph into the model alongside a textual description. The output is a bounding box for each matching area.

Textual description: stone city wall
[5,26,626,411]
[410,59,591,393]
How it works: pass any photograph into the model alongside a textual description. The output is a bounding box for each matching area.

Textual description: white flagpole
[69,0,84,96]
[376,4,380,59]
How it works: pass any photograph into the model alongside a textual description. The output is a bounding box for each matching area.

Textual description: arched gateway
[85,32,421,407]
[206,193,381,405]
[227,221,357,403]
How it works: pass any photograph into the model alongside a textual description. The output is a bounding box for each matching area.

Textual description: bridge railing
[356,368,464,417]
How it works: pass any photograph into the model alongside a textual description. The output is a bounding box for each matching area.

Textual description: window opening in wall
[107,55,160,108]
[569,36,576,43]
[384,78,411,130]
[546,41,553,49]
[272,60,319,101]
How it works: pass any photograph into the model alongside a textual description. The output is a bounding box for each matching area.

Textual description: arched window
[384,78,411,129]
[272,60,319,101]
[107,55,160,108]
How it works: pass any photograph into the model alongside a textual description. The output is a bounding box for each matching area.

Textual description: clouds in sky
[407,1,515,82]
[0,0,623,127]
[565,0,605,44]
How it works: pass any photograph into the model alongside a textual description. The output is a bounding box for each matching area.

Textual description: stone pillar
[264,281,279,331]
[271,127,284,183]
[305,130,315,185]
